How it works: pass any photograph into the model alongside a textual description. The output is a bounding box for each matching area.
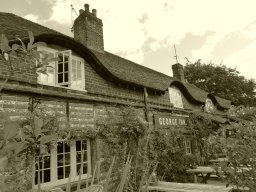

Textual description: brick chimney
[73,4,104,53]
[172,63,185,82]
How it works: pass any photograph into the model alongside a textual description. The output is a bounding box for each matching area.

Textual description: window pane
[58,63,63,73]
[57,143,63,153]
[83,164,88,174]
[64,143,70,153]
[64,72,69,83]
[39,157,43,169]
[57,154,63,166]
[65,166,70,178]
[44,156,51,169]
[77,164,81,175]
[83,152,87,161]
[64,62,69,72]
[44,169,51,182]
[35,171,43,185]
[58,167,64,180]
[64,55,69,62]
[65,154,70,165]
[77,153,81,163]
[58,74,63,83]
[35,157,39,170]
[82,141,87,150]
[58,54,63,62]
[76,141,81,151]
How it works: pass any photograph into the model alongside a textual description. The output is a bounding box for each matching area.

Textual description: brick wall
[0,53,37,84]
[74,8,104,53]
[0,94,29,121]
[83,59,172,107]
[0,44,227,116]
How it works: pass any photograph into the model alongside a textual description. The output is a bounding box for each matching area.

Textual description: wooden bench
[145,181,231,192]
[186,166,217,184]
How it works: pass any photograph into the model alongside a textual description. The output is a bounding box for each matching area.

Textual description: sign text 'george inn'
[154,114,187,128]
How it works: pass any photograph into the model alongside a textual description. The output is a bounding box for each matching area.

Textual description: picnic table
[144,181,231,192]
[186,166,216,184]
[209,157,228,164]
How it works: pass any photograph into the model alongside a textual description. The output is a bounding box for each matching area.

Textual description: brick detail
[39,101,67,128]
[69,103,94,129]
[74,9,104,53]
[83,59,172,107]
[0,53,37,84]
[0,94,29,125]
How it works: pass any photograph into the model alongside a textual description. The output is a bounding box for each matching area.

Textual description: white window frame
[56,50,72,87]
[34,140,91,189]
[37,46,85,91]
[168,86,184,109]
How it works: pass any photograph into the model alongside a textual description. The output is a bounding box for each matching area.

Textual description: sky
[1,0,256,80]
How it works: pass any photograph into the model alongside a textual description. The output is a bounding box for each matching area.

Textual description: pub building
[0,4,231,188]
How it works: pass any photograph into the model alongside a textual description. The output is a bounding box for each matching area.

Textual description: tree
[184,60,256,106]
[211,106,256,191]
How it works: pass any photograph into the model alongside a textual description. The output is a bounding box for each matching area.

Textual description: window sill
[34,174,93,190]
[37,82,88,94]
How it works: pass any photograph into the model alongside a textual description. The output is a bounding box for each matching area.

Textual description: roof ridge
[0,12,62,39]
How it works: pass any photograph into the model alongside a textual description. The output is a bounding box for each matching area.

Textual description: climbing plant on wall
[97,106,148,191]
[0,31,57,92]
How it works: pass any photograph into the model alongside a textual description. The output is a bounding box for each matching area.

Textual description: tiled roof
[91,50,172,91]
[0,12,231,109]
[0,12,61,40]
[171,81,231,109]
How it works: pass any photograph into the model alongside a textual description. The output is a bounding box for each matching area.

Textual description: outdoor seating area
[146,181,231,192]
[186,166,217,184]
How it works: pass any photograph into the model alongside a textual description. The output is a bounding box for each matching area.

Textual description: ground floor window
[183,136,192,155]
[34,140,91,187]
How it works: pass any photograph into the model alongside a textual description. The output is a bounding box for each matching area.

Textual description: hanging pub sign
[154,114,188,128]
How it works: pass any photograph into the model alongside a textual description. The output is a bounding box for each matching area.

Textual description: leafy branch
[0,31,58,92]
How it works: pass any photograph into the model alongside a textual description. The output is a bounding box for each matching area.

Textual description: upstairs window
[168,86,183,108]
[37,46,85,90]
[57,51,70,86]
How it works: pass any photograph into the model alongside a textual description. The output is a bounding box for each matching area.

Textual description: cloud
[5,0,256,79]
[224,41,256,80]
[23,14,39,23]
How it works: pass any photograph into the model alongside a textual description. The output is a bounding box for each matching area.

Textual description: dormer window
[204,98,215,113]
[37,46,85,90]
[168,86,183,108]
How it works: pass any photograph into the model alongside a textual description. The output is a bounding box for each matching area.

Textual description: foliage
[148,113,220,182]
[212,107,256,191]
[97,106,148,191]
[148,127,198,182]
[186,113,219,163]
[0,107,60,191]
[0,31,57,92]
[184,60,256,106]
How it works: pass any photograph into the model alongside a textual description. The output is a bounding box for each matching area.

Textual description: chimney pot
[79,9,84,15]
[84,4,89,12]
[92,9,97,17]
